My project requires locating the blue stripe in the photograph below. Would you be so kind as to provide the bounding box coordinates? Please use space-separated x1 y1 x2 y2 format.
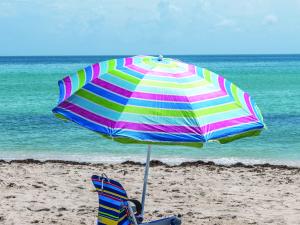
116 58 144 79
93 180 126 195
83 82 233 110
207 122 264 141
85 66 92 82
98 198 121 210
99 206 120 218
224 78 232 96
114 129 205 142
70 72 79 94
102 73 137 91
93 176 124 190
52 107 112 135
100 61 108 75
99 195 122 206
250 97 262 122
119 219 130 225
84 83 129 105
58 80 65 103
52 107 205 142
196 66 204 79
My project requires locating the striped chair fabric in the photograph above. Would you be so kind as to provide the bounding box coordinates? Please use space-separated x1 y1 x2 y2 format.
92 175 133 225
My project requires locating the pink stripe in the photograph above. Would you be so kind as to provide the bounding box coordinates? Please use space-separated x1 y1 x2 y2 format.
146 69 194 78
125 57 133 66
188 90 226 102
125 57 195 78
59 101 116 128
59 102 200 134
63 76 72 100
92 78 132 98
59 102 257 135
201 115 258 133
92 78 226 103
92 63 100 79
126 62 149 74
244 93 257 118
176 64 196 77
131 91 189 102
218 76 226 92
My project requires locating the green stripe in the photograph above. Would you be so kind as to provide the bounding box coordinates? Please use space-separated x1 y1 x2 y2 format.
142 57 178 68
231 84 242 107
77 69 86 87
124 102 239 117
218 129 262 144
203 69 211 82
77 89 239 118
98 212 119 220
101 134 204 147
108 60 140 85
54 113 68 121
77 89 124 112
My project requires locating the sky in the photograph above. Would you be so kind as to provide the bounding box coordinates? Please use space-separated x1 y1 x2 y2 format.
0 0 299 56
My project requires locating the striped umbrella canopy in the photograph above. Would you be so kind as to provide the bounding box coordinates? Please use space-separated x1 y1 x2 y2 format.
52 55 265 218
52 55 264 146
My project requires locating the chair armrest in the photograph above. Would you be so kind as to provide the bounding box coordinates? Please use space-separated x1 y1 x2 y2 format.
128 199 142 216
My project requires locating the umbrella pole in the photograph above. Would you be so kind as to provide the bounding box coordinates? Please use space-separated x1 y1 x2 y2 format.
141 144 151 217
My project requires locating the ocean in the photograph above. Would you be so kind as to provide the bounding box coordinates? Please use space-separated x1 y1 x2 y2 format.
0 55 299 166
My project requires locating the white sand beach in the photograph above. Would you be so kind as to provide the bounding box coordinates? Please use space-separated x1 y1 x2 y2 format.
0 160 300 225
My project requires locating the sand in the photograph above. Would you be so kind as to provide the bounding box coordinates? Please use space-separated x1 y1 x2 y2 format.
0 159 300 225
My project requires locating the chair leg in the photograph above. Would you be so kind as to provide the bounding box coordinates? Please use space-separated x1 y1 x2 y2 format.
140 216 181 225
128 204 139 225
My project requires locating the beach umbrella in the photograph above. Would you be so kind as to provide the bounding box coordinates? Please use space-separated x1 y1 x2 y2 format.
52 55 264 216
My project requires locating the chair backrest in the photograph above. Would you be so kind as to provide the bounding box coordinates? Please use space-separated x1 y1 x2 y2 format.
92 175 133 225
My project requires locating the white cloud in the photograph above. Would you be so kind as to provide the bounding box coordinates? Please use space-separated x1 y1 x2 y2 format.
1 0 299 55
263 14 278 25
214 18 242 32
215 19 236 28
0 1 16 17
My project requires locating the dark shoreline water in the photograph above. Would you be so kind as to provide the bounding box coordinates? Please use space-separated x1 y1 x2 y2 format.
1 158 300 171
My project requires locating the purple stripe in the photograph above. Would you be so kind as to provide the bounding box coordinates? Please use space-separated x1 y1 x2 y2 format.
59 101 116 128
188 90 226 102
92 77 226 103
218 76 226 92
92 78 132 97
244 93 257 119
59 102 258 135
125 57 196 78
92 63 100 79
63 76 72 100
201 115 258 133
125 57 148 74
59 102 200 134
131 91 189 102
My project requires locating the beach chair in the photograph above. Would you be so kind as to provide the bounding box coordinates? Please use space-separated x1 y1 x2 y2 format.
92 175 181 225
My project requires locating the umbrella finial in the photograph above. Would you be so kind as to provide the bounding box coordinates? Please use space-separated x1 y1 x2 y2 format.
158 54 163 61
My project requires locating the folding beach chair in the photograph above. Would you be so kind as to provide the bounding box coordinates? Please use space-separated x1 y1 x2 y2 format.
92 175 181 225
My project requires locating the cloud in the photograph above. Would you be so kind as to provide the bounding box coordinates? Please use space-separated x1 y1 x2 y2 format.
0 1 16 17
215 19 236 28
1 0 299 55
214 18 242 32
263 14 278 25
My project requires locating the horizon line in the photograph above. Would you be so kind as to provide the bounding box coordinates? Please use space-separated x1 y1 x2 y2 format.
0 53 300 57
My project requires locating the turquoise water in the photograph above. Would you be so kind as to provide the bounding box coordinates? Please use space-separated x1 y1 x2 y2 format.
0 55 299 165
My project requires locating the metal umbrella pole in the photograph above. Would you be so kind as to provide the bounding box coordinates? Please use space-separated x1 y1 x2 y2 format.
141 144 152 217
